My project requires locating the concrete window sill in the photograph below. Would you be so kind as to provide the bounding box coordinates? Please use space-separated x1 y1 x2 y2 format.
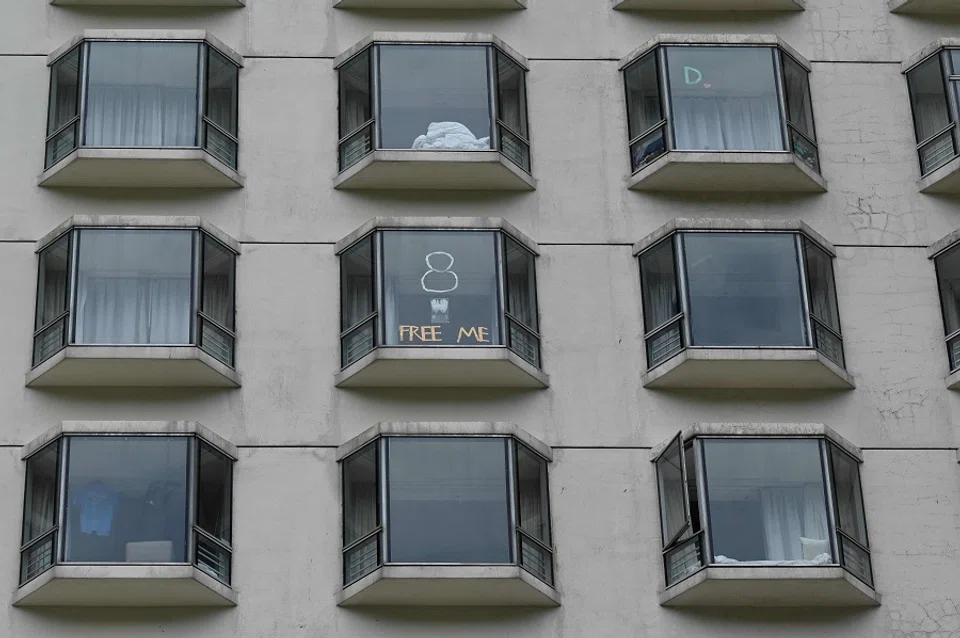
336 0 522 6
26 346 241 388
338 565 560 607
890 0 957 12
660 566 880 607
335 347 549 388
642 348 854 390
917 156 960 193
334 151 536 191
614 0 801 8
38 149 244 188
945 368 960 390
628 152 826 193
13 565 236 607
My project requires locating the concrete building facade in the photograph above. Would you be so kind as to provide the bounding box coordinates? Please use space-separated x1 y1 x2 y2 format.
1 0 960 635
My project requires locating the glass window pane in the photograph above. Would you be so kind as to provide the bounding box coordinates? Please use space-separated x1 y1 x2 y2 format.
625 52 662 140
85 42 200 147
782 54 815 140
504 236 538 332
36 234 70 330
379 45 492 150
64 437 189 563
683 233 807 347
656 434 687 547
48 47 81 135
382 231 502 347
829 444 868 547
75 230 194 346
206 49 238 136
666 47 784 151
340 49 372 138
803 239 840 332
343 442 378 546
702 439 831 563
386 437 510 564
496 52 527 138
341 236 375 332
516 444 550 546
23 441 60 545
908 55 952 145
202 235 235 331
197 442 232 543
936 243 960 336
639 238 679 332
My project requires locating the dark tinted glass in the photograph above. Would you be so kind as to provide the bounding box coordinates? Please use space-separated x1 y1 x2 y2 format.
85 42 200 147
341 236 375 332
829 444 868 547
504 236 537 331
206 49 238 136
379 45 491 150
75 230 194 345
36 234 70 330
343 442 378 546
936 243 960 336
639 238 679 332
683 233 806 347
666 46 783 151
625 52 662 140
386 437 510 564
496 51 527 138
340 49 372 138
516 444 550 545
64 437 189 563
382 231 501 347
908 55 951 143
202 235 234 331
656 434 687 546
782 54 815 140
702 439 830 563
48 46 81 134
23 441 60 545
197 442 232 543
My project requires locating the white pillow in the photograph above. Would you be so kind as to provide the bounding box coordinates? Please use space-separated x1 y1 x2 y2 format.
800 537 830 561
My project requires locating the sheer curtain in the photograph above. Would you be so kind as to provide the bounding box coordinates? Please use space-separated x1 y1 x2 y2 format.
84 42 199 148
672 95 782 151
760 484 829 560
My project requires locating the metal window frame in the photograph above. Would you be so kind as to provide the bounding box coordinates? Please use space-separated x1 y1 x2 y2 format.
933 243 960 373
825 442 873 585
905 49 960 176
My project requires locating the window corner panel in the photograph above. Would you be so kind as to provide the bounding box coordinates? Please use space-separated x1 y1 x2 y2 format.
343 442 379 547
656 433 688 547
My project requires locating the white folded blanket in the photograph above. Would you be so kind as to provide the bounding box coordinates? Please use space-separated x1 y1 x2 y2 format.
713 553 832 566
412 121 490 150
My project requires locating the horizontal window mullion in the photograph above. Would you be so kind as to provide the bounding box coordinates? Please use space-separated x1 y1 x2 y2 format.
836 529 870 554
644 313 684 340
516 528 554 555
662 529 703 556
340 313 378 339
504 312 540 339
342 527 382 554
496 120 530 146
202 117 238 143
338 119 376 146
20 527 58 554
786 121 818 148
628 120 668 147
45 116 80 143
917 123 957 150
33 311 70 338
945 327 960 343
810 315 842 340
194 526 232 553
198 312 236 338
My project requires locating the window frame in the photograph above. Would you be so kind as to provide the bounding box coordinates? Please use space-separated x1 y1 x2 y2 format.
32 226 239 368
905 47 960 178
19 433 236 587
932 240 960 373
338 227 542 370
637 229 844 370
336 41 532 174
339 434 555 588
44 37 241 171
657 433 873 590
622 43 819 175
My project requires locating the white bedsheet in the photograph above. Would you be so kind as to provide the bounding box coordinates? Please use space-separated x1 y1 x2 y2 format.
412 121 491 151
713 553 832 566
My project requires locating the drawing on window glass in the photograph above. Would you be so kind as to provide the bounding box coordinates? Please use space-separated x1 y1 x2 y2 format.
422 251 459 325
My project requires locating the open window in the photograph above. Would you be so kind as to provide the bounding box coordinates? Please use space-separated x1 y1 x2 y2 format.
337 424 558 606
40 32 242 187
337 219 546 388
620 36 824 192
904 42 960 192
635 221 851 389
334 35 534 190
28 218 239 388
15 423 236 607
654 427 879 607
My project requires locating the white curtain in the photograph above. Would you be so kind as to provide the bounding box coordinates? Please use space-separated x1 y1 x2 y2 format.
85 86 197 147
76 277 191 345
760 484 829 560
672 95 782 151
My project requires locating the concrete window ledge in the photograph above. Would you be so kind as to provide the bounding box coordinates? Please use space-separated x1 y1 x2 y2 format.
335 0 522 7
338 565 560 607
614 0 802 9
642 348 855 390
51 0 243 5
38 149 244 188
335 347 549 388
917 155 960 193
890 0 958 12
628 152 826 193
945 368 960 390
333 150 536 191
660 566 881 607
13 565 237 607
26 346 241 388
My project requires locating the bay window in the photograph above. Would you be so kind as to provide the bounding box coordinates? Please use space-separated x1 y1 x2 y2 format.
932 236 960 376
905 45 960 184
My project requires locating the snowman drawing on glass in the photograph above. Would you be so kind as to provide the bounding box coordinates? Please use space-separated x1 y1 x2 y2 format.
422 251 458 324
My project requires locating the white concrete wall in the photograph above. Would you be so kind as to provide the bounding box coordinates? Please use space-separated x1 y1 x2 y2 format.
0 0 959 634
